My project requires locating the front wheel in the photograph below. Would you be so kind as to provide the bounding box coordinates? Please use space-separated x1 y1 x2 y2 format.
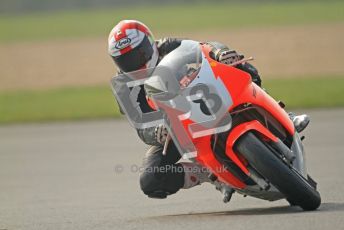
235 132 321 211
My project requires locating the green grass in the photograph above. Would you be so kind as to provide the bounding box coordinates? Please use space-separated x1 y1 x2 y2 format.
0 77 343 124
0 86 121 124
0 1 344 43
265 77 344 109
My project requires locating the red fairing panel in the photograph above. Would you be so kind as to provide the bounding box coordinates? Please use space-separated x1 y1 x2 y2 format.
191 44 295 188
200 44 295 136
225 120 279 175
194 135 247 189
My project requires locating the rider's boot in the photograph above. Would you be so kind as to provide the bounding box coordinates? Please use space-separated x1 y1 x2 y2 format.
181 162 235 203
181 162 211 189
289 113 310 133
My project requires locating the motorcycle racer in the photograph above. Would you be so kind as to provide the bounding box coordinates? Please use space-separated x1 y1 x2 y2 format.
108 20 310 199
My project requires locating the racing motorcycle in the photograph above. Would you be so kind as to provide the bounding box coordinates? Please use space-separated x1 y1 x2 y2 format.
112 40 321 211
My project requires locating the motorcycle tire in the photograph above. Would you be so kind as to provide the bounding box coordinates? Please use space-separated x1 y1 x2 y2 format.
234 132 321 211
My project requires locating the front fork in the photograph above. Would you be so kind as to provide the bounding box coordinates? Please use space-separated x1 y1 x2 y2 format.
224 120 305 190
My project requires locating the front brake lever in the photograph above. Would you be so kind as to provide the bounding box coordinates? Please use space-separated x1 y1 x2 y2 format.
229 56 254 66
162 133 171 155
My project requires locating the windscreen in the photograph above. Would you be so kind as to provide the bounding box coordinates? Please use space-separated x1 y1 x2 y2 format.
145 40 202 96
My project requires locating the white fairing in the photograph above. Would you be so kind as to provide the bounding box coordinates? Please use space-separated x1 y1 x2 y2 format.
144 40 234 159
188 54 233 123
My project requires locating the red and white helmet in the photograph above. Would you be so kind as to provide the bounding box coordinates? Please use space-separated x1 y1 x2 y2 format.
108 20 159 72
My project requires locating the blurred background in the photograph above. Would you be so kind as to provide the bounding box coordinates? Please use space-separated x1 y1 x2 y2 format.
0 0 343 124
1 2 344 230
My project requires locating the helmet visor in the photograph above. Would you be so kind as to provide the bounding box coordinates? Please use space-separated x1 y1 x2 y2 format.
112 36 154 72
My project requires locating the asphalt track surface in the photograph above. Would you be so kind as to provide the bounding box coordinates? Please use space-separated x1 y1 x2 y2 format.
1 109 344 230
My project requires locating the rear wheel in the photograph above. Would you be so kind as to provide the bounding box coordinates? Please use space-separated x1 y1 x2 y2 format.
235 132 321 211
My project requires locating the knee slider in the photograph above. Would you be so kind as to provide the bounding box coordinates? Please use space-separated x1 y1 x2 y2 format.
139 170 169 199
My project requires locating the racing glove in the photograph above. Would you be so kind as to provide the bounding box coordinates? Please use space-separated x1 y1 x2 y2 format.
154 124 168 145
217 49 244 65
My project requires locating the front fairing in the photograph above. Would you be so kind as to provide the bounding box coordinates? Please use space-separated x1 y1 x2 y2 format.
146 41 234 159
